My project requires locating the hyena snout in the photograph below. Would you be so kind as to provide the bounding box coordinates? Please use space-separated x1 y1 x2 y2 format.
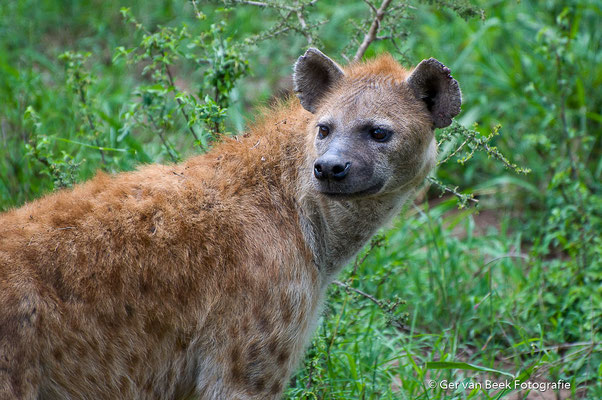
312 149 379 197
313 154 351 181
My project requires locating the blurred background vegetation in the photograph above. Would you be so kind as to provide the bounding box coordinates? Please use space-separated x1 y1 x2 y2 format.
0 0 600 398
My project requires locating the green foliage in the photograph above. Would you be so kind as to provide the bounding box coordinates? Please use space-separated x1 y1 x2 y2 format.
24 106 80 188
59 50 110 166
0 0 599 398
422 0 484 20
116 7 248 150
289 200 601 398
526 7 602 356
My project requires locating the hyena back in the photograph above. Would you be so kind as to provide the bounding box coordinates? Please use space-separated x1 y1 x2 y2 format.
0 48 460 399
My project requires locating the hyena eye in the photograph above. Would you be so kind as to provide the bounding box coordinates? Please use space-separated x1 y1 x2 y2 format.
317 125 330 139
369 127 391 142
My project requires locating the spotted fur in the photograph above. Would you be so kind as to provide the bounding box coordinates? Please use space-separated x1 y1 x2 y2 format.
0 49 460 399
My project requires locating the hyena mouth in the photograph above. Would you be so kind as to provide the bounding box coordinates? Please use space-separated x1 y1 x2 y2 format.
319 181 384 199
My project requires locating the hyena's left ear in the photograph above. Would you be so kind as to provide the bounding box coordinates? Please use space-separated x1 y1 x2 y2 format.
294 48 345 113
406 58 462 128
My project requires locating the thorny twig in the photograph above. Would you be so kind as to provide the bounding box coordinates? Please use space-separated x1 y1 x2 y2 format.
427 176 479 208
441 121 530 174
333 280 410 332
333 280 381 306
438 137 470 165
428 120 530 208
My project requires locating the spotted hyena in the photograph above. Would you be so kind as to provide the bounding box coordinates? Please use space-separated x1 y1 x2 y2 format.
0 48 460 399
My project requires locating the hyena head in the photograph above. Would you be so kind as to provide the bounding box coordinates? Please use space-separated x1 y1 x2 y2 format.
294 48 461 199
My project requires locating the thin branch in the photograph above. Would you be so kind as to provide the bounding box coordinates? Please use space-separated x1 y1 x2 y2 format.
74 72 106 165
438 137 469 165
362 0 378 14
148 114 178 162
353 0 394 63
333 280 410 332
190 0 204 19
500 341 599 361
333 280 381 306
227 0 319 46
162 57 202 146
228 0 296 10
352 235 383 275
427 176 479 206
296 9 313 45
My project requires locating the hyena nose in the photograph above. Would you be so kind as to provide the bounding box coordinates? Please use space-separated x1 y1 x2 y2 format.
314 157 351 181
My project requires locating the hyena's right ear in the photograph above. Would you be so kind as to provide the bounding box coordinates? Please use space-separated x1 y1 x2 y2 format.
406 58 462 128
294 48 345 113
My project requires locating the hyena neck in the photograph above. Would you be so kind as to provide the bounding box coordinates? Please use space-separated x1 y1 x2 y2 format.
297 185 413 282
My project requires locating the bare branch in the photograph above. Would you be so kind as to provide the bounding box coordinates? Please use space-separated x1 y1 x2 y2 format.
353 0 394 63
362 0 378 14
73 71 106 165
226 0 319 46
190 0 204 19
296 9 313 45
333 280 381 307
147 113 179 162
162 57 202 146
228 0 296 10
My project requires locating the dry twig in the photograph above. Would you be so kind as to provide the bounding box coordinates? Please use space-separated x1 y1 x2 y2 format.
352 0 394 62
225 0 320 46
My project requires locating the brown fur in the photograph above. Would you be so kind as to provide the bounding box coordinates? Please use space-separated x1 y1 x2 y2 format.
0 50 460 399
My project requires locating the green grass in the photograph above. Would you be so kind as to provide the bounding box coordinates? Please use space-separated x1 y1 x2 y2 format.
0 0 600 398
288 199 600 399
